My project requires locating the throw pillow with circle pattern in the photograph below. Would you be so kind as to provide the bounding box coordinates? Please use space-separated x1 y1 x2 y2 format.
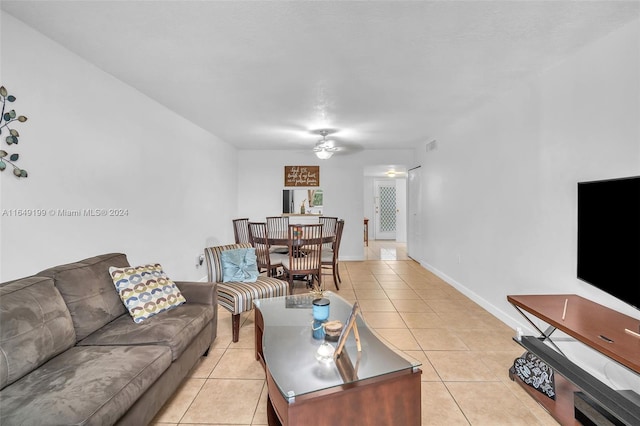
109 263 186 323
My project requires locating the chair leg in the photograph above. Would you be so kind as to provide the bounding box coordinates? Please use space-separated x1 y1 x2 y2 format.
288 273 294 295
232 313 240 343
336 261 342 283
333 263 340 290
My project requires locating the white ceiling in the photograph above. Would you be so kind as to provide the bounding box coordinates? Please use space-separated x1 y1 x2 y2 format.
2 1 638 156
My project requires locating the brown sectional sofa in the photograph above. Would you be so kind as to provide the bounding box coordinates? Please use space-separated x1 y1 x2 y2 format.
0 253 217 425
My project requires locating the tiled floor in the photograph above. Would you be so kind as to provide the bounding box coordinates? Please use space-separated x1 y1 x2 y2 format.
152 241 559 425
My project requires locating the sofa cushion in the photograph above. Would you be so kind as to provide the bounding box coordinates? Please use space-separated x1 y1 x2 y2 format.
0 276 76 390
37 253 130 341
109 263 186 323
0 345 171 426
78 303 214 361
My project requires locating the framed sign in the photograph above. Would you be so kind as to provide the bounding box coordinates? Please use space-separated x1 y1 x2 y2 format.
284 166 320 187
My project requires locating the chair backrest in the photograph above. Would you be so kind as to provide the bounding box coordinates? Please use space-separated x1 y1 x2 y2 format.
287 223 323 273
319 216 338 249
266 216 289 239
232 218 251 244
332 220 345 259
319 216 338 235
247 222 272 272
204 243 252 283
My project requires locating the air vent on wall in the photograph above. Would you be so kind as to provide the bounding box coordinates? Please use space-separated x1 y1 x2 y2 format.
425 139 438 152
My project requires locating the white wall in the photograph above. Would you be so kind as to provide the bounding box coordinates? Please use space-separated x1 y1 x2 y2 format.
0 13 238 281
415 19 640 389
237 149 414 261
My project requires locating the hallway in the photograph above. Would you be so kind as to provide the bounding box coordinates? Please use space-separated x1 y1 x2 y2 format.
365 239 409 261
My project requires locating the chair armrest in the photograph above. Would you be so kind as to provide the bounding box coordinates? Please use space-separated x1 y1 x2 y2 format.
175 280 217 306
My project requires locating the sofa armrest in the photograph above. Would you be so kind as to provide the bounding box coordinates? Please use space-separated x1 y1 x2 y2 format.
175 281 217 306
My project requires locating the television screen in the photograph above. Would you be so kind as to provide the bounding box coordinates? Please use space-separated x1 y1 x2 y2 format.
577 176 640 309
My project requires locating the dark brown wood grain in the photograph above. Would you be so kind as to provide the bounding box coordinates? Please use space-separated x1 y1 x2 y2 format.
508 294 640 425
508 294 640 372
266 367 421 426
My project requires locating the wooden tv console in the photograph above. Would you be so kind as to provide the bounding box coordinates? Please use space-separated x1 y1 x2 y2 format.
507 294 640 425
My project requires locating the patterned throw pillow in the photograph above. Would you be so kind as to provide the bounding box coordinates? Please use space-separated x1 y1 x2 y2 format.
511 352 556 400
220 248 259 283
109 263 186 323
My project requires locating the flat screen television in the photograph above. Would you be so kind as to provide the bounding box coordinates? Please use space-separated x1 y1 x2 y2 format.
577 176 640 310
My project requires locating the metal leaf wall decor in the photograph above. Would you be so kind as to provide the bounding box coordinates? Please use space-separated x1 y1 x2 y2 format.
0 86 28 178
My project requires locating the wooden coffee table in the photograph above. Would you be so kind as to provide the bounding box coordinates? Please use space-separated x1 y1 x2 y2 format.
254 292 422 426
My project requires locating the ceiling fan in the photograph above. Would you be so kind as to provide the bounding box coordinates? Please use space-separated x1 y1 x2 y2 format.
311 129 340 159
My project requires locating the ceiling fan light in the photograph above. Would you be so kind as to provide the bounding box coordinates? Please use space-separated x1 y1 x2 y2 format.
311 128 339 159
315 149 334 160
315 149 333 160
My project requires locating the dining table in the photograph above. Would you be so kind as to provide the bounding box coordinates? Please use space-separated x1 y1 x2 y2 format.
265 230 335 248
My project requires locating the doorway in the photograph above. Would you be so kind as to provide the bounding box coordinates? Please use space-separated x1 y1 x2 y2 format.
363 165 407 246
374 180 397 240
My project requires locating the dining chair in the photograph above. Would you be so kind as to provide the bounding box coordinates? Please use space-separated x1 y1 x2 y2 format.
204 243 288 342
232 218 251 245
248 222 287 277
321 219 344 289
281 223 324 294
266 216 289 253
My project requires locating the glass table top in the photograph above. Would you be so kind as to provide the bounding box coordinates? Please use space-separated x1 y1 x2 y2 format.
254 292 421 400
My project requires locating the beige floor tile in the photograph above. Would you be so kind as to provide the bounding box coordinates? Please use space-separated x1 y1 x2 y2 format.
403 280 436 290
404 350 441 381
426 298 482 314
189 348 225 378
181 378 264 424
401 312 443 328
426 351 496 381
357 298 397 312
232 324 257 349
350 280 383 290
389 266 422 275
348 272 377 279
421 381 470 425
211 348 265 379
354 289 389 299
375 273 406 281
361 311 407 328
412 328 469 351
384 289 420 299
504 380 560 425
375 328 422 350
379 281 413 291
332 288 355 300
436 311 486 330
363 264 394 270
453 328 521 352
446 381 548 425
392 298 431 312
479 350 525 382
252 381 269 425
415 288 454 300
152 378 206 423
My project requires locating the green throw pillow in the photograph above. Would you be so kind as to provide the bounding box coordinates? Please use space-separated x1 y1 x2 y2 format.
221 248 259 283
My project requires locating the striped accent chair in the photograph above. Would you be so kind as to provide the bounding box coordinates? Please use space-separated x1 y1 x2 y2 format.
204 244 288 342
